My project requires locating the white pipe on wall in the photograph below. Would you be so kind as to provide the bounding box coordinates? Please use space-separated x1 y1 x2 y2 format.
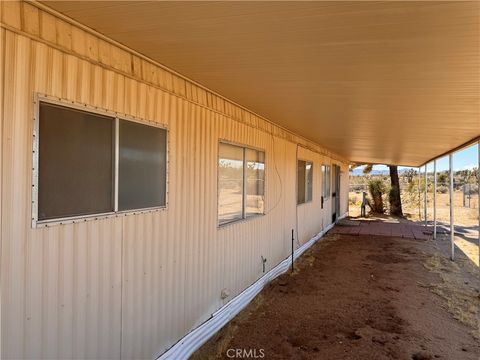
418 167 421 221
433 160 437 240
424 165 428 227
449 154 454 261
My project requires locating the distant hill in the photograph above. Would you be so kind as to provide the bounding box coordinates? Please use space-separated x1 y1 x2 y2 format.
349 168 389 176
349 167 413 177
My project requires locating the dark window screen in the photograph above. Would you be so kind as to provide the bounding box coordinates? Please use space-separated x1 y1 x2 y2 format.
118 120 166 210
38 103 114 220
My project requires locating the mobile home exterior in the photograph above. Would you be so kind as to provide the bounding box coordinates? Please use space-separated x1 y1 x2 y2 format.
0 2 349 359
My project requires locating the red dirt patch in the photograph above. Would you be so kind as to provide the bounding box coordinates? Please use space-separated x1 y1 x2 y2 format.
192 232 479 360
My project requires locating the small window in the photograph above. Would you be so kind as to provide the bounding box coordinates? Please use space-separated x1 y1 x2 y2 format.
297 160 313 204
322 165 331 199
218 142 265 225
35 100 167 224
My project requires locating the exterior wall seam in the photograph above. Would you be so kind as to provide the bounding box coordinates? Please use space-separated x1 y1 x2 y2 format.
0 25 6 360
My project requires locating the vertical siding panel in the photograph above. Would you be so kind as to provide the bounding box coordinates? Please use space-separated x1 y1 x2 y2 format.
197 107 207 317
50 49 63 97
0 26 4 360
177 98 188 334
2 31 29 359
64 54 78 100
90 64 103 108
44 230 61 359
103 69 115 111
25 40 44 359
114 73 125 115
137 82 147 119
57 225 74 359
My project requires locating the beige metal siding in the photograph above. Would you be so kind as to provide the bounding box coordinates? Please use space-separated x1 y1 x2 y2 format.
296 146 322 245
1 2 350 359
340 163 350 217
0 24 4 360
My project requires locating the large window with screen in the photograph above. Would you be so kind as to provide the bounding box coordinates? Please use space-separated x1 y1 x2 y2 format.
118 120 167 210
297 160 313 204
218 142 265 226
34 100 167 225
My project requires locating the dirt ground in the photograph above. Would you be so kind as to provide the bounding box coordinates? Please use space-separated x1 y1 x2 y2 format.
192 226 479 360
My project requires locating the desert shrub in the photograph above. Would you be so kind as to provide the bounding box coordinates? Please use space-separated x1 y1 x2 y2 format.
368 179 386 213
464 184 478 195
437 185 448 194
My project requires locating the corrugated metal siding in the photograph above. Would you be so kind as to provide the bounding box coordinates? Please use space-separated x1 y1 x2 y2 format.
1 2 350 359
296 146 321 245
0 25 4 360
340 163 350 216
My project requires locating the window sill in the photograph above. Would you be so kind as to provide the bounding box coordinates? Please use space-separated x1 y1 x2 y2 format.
296 200 313 206
217 213 265 229
33 205 167 228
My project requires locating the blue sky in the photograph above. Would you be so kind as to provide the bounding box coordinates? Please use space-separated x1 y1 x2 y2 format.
368 143 478 172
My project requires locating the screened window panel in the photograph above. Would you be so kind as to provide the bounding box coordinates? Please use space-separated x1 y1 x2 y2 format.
218 143 244 225
305 162 313 202
321 165 325 197
245 148 265 217
297 160 306 204
322 165 331 198
327 166 331 197
118 120 167 211
38 102 114 220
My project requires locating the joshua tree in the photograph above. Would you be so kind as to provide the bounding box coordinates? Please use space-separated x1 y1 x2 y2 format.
368 179 385 213
388 165 403 216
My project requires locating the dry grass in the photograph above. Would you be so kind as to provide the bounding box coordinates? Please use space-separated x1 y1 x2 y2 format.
349 191 479 227
423 252 479 338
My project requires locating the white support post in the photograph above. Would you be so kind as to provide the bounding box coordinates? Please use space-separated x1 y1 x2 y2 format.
449 154 454 261
433 160 437 239
418 167 421 221
424 164 428 227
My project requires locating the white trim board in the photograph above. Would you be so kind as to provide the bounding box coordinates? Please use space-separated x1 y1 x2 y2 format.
157 213 347 360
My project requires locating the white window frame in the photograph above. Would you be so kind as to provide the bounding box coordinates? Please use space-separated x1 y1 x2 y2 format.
31 94 169 228
322 164 331 200
217 140 266 227
297 159 313 205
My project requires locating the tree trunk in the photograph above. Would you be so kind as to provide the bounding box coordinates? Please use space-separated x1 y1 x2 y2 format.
389 165 403 216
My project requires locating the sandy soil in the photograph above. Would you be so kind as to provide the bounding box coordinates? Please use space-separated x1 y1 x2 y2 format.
192 229 479 360
349 191 479 227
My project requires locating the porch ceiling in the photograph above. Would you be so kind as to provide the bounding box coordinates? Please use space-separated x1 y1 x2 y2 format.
41 1 479 166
